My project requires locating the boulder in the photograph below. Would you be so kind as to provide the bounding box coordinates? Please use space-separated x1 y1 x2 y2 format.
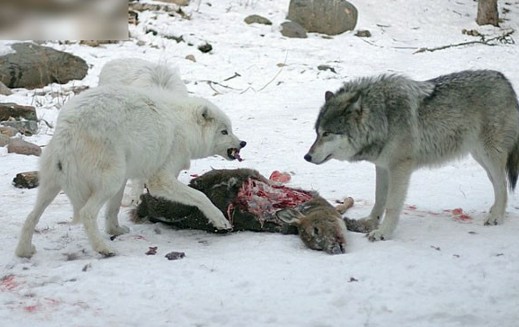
0 125 18 137
0 134 9 147
244 15 272 26
287 0 358 35
280 21 308 38
13 171 39 189
0 103 37 121
0 120 39 136
0 43 88 89
0 81 12 95
7 138 41 156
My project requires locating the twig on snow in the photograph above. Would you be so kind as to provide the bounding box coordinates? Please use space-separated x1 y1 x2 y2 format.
414 29 515 54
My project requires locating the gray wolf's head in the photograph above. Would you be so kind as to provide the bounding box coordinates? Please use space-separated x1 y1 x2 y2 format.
305 87 387 164
191 97 246 161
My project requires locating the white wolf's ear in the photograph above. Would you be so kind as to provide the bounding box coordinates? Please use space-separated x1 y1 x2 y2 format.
325 91 334 102
197 106 214 125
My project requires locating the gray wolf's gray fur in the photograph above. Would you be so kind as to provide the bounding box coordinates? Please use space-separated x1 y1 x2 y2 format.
305 70 519 241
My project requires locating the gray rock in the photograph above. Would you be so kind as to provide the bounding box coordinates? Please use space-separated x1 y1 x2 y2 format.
13 171 39 189
7 138 42 156
0 134 9 146
0 125 18 137
244 15 273 26
317 65 337 73
0 81 12 95
280 21 308 38
0 43 88 89
355 30 372 37
0 103 37 121
159 0 190 6
287 0 358 36
0 120 39 136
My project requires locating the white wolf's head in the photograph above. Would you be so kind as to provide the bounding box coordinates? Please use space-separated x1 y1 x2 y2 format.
189 97 246 161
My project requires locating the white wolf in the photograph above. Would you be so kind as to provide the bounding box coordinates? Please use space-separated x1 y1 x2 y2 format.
98 58 189 205
98 57 188 95
305 70 519 241
15 85 246 258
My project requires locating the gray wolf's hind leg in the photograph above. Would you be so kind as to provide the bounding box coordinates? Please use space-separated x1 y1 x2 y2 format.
472 150 508 225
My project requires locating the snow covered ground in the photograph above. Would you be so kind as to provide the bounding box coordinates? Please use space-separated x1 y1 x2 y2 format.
1 0 519 326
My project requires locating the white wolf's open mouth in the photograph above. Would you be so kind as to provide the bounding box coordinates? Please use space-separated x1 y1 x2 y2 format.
227 148 243 161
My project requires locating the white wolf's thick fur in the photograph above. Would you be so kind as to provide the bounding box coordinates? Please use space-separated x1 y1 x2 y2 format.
98 58 189 206
98 58 189 95
16 85 244 258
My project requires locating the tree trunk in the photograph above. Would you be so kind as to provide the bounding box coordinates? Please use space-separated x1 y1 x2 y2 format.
476 0 499 26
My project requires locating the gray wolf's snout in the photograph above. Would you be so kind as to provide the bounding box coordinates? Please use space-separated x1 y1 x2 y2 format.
304 154 312 162
240 141 247 148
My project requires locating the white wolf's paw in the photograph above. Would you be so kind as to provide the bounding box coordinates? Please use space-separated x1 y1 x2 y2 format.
122 194 141 207
367 229 389 242
210 213 233 231
95 244 117 258
484 215 504 226
15 243 36 258
107 224 130 236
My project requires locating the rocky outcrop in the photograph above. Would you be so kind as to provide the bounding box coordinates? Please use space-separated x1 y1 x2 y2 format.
287 0 358 36
0 43 88 89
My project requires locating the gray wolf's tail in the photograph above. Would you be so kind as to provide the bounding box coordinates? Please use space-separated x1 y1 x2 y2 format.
507 98 519 191
507 136 519 191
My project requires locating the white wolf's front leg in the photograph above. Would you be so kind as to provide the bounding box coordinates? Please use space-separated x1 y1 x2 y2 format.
122 179 145 207
368 164 412 241
148 174 232 230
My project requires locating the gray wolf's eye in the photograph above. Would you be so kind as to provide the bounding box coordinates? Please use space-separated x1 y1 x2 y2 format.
322 132 330 137
221 130 228 135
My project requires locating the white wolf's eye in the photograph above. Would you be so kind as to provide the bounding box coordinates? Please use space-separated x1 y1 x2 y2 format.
221 130 228 135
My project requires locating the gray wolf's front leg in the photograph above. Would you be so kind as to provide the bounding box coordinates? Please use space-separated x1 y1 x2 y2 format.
355 166 388 233
368 164 412 241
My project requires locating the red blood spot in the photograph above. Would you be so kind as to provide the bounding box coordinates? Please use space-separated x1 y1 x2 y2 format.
24 305 38 313
269 171 291 183
0 275 18 291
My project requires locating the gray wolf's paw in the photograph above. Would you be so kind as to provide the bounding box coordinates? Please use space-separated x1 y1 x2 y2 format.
15 243 36 258
484 215 504 226
367 229 387 242
107 225 130 236
344 217 379 233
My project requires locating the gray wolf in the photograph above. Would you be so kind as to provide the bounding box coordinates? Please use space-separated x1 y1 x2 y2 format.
15 85 246 258
131 168 349 254
304 70 519 241
98 58 189 206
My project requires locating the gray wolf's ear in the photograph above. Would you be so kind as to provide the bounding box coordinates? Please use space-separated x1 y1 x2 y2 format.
325 91 334 102
198 106 214 124
350 93 363 117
